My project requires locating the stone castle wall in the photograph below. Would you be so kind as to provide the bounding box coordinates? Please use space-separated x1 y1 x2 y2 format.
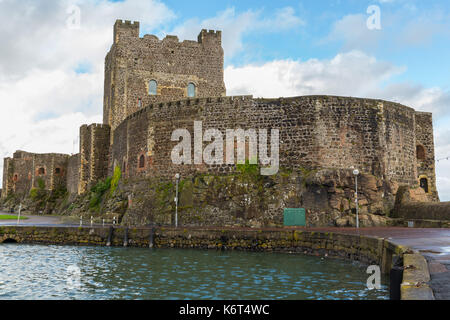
66 153 80 195
1 151 69 200
78 124 111 194
103 20 226 134
110 95 426 187
415 112 439 200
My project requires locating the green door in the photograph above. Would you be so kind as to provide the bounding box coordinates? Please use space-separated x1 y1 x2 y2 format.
283 208 306 226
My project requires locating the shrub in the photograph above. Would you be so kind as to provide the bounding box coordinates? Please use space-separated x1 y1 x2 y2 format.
89 177 112 210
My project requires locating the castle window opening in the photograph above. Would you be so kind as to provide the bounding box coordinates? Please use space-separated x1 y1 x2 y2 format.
138 98 142 108
416 145 426 161
139 155 145 168
38 167 45 175
149 80 157 95
188 83 196 97
55 168 61 175
13 174 18 182
420 177 429 193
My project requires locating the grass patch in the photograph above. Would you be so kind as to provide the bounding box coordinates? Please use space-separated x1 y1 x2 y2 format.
0 215 29 220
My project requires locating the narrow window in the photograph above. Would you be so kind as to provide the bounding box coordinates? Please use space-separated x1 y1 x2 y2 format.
138 98 142 108
139 155 145 168
187 83 196 97
420 178 429 193
416 145 426 161
13 174 18 182
149 80 157 95
38 167 45 175
55 168 61 175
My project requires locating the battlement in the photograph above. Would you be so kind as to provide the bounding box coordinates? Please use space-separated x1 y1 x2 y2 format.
198 29 222 45
82 123 111 130
162 35 179 43
115 19 140 28
12 150 69 159
13 150 32 159
114 19 140 43
122 95 253 123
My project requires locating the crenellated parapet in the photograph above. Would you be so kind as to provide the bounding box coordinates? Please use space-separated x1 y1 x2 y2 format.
123 95 253 122
197 29 222 45
113 19 140 43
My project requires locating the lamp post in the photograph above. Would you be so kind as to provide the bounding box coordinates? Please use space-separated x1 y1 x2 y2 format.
175 173 180 228
16 203 22 225
353 169 360 229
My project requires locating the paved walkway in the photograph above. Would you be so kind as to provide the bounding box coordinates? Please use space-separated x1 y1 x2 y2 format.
1 213 448 299
0 212 65 226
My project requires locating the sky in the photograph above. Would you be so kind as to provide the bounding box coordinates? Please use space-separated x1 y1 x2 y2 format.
0 0 449 200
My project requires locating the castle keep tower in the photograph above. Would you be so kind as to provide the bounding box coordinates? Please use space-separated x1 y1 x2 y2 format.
103 20 226 134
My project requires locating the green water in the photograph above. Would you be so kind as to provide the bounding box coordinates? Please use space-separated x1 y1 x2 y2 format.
0 244 389 300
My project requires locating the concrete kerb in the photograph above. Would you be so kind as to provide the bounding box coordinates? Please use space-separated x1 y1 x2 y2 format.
400 253 435 300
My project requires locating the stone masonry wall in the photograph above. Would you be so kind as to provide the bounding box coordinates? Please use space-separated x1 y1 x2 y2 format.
1 158 11 199
382 103 417 186
103 20 226 134
110 95 421 186
67 153 80 195
104 95 434 225
1 151 69 200
415 112 439 201
79 124 111 194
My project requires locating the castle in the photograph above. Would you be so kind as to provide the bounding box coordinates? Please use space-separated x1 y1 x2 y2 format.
1 20 439 226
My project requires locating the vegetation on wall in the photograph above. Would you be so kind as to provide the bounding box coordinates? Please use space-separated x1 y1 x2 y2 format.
110 166 121 196
87 165 122 213
26 178 68 214
89 177 112 211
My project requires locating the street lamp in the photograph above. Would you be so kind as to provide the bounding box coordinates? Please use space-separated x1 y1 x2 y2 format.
353 169 360 229
174 173 180 228
16 203 22 225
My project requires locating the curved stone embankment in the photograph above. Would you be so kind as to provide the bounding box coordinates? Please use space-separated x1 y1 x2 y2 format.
0 226 432 300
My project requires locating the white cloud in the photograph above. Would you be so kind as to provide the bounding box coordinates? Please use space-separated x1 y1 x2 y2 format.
168 6 304 59
0 0 175 79
225 51 404 98
225 51 449 118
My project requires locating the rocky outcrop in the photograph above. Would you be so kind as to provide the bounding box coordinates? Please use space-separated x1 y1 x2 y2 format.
66 166 398 228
